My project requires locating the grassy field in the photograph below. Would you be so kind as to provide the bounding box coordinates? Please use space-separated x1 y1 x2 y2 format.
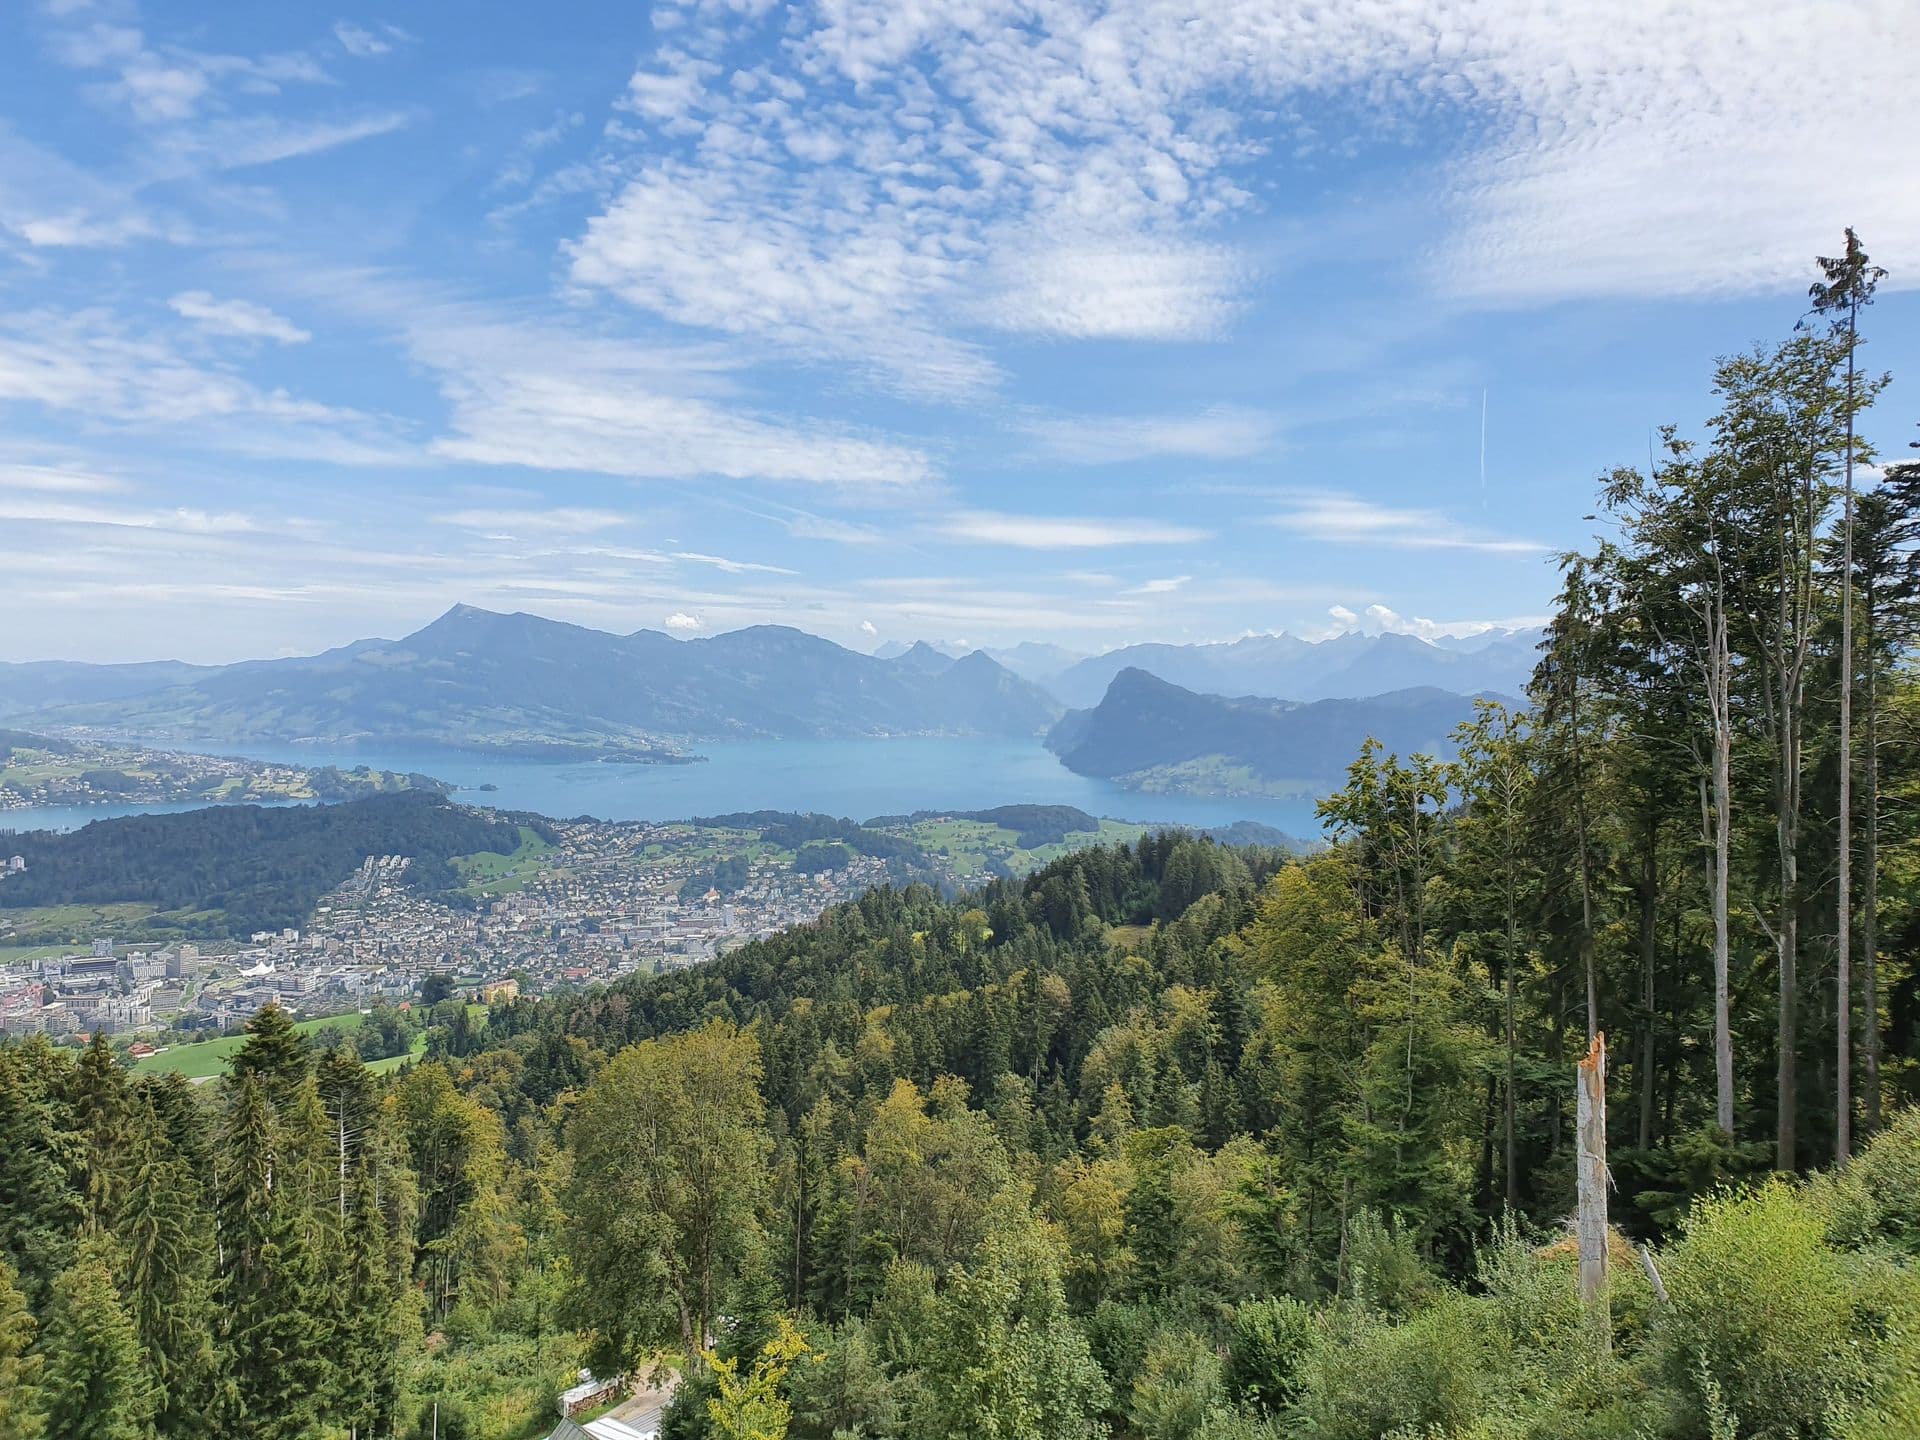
902 816 1147 877
0 943 86 965
452 826 556 897
132 1011 368 1078
0 901 160 944
365 1034 429 1074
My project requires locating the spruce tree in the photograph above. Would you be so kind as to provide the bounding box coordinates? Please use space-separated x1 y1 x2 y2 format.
39 1234 156 1440
0 1257 43 1440
230 1004 311 1116
214 1076 325 1440
117 1096 216 1440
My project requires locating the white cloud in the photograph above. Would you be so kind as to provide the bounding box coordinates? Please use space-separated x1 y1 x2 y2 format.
859 619 878 636
673 551 797 576
0 461 126 494
436 507 628 535
664 611 702 632
558 0 1920 405
1025 406 1279 465
334 21 412 59
169 291 311 344
1266 493 1545 555
785 513 887 546
941 511 1212 550
1127 576 1191 595
0 306 413 466
0 493 254 532
398 302 934 491
150 111 414 174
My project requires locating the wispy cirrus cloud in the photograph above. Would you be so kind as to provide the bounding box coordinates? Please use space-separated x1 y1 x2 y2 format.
1266 493 1545 555
940 512 1213 550
435 507 629 535
169 291 310 344
1025 406 1280 465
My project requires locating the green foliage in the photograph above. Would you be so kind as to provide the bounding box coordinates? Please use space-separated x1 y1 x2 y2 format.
0 792 536 937
1227 1296 1316 1412
0 1258 43 1440
1659 1181 1869 1436
39 1234 155 1440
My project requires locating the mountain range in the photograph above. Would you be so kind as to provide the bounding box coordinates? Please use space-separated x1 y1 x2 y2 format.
5 607 1539 790
1043 627 1542 707
1046 667 1496 798
16 605 1062 756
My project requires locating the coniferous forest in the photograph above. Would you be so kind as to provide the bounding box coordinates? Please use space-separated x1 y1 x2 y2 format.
8 235 1920 1440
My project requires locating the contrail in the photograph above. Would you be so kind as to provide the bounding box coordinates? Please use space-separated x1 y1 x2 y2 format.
1479 388 1488 508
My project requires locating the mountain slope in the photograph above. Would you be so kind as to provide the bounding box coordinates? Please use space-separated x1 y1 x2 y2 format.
0 659 217 720
32 606 1062 753
1047 667 1490 798
1049 628 1540 706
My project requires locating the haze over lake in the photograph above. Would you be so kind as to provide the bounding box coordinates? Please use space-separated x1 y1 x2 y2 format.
0 737 1328 839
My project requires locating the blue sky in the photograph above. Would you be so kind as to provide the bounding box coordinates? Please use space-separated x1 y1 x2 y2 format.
3 0 1917 664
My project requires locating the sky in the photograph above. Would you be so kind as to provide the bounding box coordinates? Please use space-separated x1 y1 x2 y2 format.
4 0 1919 665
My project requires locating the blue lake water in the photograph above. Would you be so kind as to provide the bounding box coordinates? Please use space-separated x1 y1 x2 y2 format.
0 737 1329 840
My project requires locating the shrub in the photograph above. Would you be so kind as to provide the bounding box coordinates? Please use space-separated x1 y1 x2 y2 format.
1227 1296 1317 1412
1130 1327 1228 1440
1657 1180 1866 1437
1294 1291 1492 1440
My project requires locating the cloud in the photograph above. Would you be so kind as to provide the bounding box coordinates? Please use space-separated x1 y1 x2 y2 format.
0 493 255 532
169 291 310 344
664 611 702 632
940 512 1212 550
859 619 877 636
1310 602 1546 643
1025 406 1280 465
0 305 413 465
672 551 798 576
149 111 415 174
436 507 628 535
557 0 1920 408
0 461 126 494
1127 576 1192 595
1265 493 1546 555
785 512 887 546
334 21 412 59
395 300 934 491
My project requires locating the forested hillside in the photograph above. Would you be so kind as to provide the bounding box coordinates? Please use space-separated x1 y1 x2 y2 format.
0 793 542 937
4 238 1920 1440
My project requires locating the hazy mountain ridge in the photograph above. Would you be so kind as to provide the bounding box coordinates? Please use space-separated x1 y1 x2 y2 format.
27 605 1063 754
1048 667 1497 799
1046 627 1542 706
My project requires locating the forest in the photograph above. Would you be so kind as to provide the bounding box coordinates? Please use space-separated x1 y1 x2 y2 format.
0 793 545 938
4 234 1920 1440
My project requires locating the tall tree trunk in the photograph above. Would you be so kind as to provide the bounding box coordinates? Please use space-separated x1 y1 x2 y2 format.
1836 308 1857 1160
1706 579 1736 1135
1638 810 1659 1150
1863 624 1882 1133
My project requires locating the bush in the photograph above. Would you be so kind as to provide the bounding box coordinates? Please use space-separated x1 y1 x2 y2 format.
1807 1109 1920 1257
1658 1180 1867 1437
1129 1328 1227 1440
1294 1291 1492 1440
1227 1297 1317 1412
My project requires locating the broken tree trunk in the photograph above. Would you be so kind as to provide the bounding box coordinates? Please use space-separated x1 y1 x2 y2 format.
1577 1032 1609 1349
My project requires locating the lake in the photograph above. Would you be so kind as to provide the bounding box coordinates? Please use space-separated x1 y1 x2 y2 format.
0 737 1329 840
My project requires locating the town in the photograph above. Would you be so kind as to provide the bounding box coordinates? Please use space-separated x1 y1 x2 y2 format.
0 814 929 1045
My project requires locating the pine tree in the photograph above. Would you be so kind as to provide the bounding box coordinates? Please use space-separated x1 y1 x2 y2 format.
214 1076 325 1440
0 1257 44 1440
117 1096 216 1440
230 1003 311 1116
69 1034 132 1230
39 1234 156 1440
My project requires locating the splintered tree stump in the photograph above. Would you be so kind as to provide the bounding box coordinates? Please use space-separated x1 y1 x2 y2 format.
1576 1031 1609 1329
